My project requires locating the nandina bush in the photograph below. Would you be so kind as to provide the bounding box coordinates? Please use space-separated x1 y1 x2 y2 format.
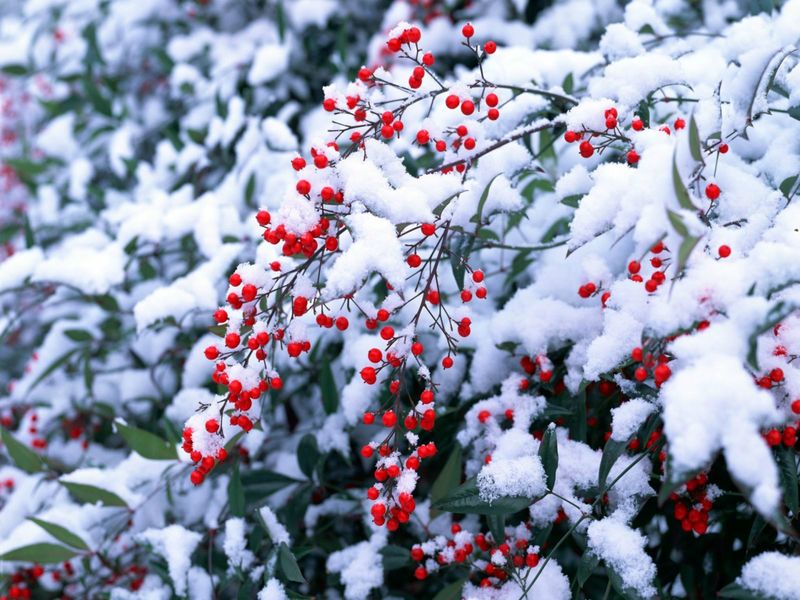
2 1 800 599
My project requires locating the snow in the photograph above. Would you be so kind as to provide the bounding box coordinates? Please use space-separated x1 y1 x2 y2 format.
610 399 655 442
258 578 289 600
327 531 387 600
738 552 800 600
587 517 657 598
259 506 291 546
137 525 202 597
248 44 290 86
462 561 570 599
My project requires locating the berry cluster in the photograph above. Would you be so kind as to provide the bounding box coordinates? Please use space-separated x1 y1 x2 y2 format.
669 473 716 535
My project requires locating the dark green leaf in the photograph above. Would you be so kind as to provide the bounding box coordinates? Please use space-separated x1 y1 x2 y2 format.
747 514 767 552
775 445 799 515
471 173 502 225
278 543 306 583
432 577 467 600
560 194 582 208
1 64 28 76
538 426 558 490
434 477 532 515
688 115 703 163
671 153 695 210
229 462 245 517
0 426 44 474
430 445 462 518
380 545 411 571
718 582 770 599
64 329 93 342
244 173 257 207
562 72 574 95
297 434 320 479
487 513 505 544
320 360 338 415
61 481 128 508
779 175 798 199
115 421 177 460
0 543 78 564
29 518 89 550
599 439 628 493
577 551 600 586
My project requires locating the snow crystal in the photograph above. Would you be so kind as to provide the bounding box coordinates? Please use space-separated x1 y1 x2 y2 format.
610 399 655 442
587 517 657 598
259 506 291 546
738 552 800 600
137 525 202 597
248 44 290 85
462 561 570 599
258 578 289 600
326 531 387 600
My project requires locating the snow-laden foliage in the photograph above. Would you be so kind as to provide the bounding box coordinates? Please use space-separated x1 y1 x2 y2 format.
2 0 800 598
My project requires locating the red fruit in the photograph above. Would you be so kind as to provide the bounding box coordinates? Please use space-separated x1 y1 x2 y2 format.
626 149 640 164
766 429 782 446
296 180 311 195
407 254 421 268
335 316 349 331
411 342 424 356
461 23 474 38
382 410 397 428
368 348 382 363
631 347 643 362
674 118 686 130
421 223 436 236
442 356 454 368
718 245 731 258
411 547 424 561
256 210 271 226
360 445 373 458
420 390 434 404
634 367 648 381
358 67 372 81
487 108 500 120
291 157 306 171
363 412 375 425
478 410 491 423
204 346 219 360
770 368 784 382
705 183 720 200
632 118 644 131
484 40 497 54
422 52 435 66
323 98 336 112
791 399 800 414
293 296 308 316
229 273 242 286
461 100 475 115
445 94 459 109
205 419 219 433
628 260 641 274
380 326 394 340
564 130 578 143
190 470 204 485
416 129 429 144
485 93 499 107
225 333 240 348
314 154 328 169
719 143 729 153
361 367 377 384
381 124 394 139
414 566 428 580
404 414 418 430
579 140 594 158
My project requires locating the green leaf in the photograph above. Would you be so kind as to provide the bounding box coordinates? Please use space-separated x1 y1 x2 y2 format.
747 514 767 552
242 470 301 498
244 173 257 207
0 543 79 564
61 481 128 508
562 72 574 95
636 100 650 127
577 551 600 586
0 426 44 474
432 577 467 600
28 518 89 550
538 426 558 490
779 175 798 199
471 173 503 226
434 477 532 515
81 74 112 118
671 152 695 210
380 545 411 571
297 434 320 479
229 462 245 518
688 114 703 163
64 329 93 342
560 194 582 208
718 582 770 599
448 232 473 291
775 445 799 515
320 360 338 415
115 421 177 460
278 542 306 583
1 64 28 76
599 439 628 493
430 444 462 517
487 513 505 544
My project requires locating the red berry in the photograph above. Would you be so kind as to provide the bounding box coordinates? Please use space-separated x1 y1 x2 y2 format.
445 94 459 109
461 23 474 38
296 180 311 195
628 260 641 274
486 93 499 107
291 157 306 171
461 100 475 115
382 410 397 428
323 98 336 112
484 40 496 54
579 140 594 158
422 52 435 66
487 108 499 120
674 118 686 130
705 183 720 200
626 149 640 164
205 419 219 433
718 244 731 258
632 118 644 131
416 129 430 145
